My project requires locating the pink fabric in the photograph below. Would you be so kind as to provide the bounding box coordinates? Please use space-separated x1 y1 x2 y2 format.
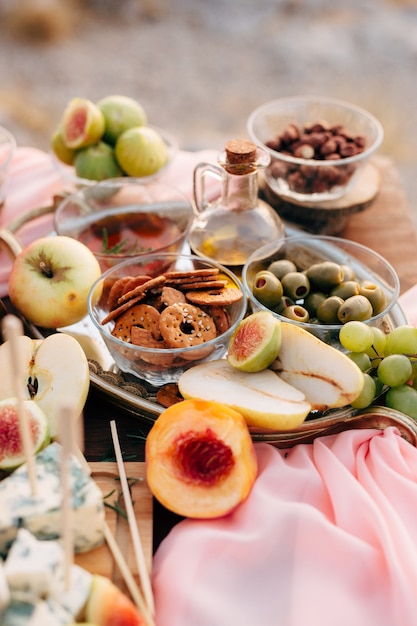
0 147 218 297
153 428 417 626
399 286 417 327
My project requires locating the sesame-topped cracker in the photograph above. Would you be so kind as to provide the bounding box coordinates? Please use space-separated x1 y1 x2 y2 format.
107 276 134 311
185 287 244 306
159 302 217 348
163 268 220 281
117 274 166 305
121 274 153 295
175 280 227 291
101 292 147 325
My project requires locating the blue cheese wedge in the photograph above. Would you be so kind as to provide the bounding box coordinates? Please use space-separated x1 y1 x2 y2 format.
0 597 72 626
4 528 92 617
0 442 105 556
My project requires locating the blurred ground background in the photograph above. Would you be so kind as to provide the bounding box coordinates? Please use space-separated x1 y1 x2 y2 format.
0 0 417 223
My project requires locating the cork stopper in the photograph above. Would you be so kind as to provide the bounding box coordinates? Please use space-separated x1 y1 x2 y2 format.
225 139 257 164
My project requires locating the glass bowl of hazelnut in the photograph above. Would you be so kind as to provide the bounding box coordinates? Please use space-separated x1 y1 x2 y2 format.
247 96 383 204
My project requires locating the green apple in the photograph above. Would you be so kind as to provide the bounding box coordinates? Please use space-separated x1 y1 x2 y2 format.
0 334 90 438
178 359 311 430
8 235 103 329
272 321 364 410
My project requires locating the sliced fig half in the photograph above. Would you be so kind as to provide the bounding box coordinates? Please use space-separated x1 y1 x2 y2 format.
0 398 50 471
227 310 281 372
61 97 105 150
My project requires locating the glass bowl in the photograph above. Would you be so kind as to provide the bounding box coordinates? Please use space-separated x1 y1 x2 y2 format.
54 178 194 272
242 234 401 348
247 96 383 203
51 125 178 189
87 253 247 386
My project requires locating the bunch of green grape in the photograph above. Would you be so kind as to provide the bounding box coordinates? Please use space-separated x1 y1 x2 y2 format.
339 321 417 419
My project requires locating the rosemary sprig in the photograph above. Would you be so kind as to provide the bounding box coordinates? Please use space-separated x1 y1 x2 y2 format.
101 227 150 255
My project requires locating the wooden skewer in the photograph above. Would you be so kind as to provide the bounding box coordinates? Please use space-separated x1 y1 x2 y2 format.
110 420 155 618
59 403 76 592
104 522 155 626
1 314 37 496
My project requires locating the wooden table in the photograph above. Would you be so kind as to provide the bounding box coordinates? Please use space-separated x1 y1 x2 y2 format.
79 155 417 549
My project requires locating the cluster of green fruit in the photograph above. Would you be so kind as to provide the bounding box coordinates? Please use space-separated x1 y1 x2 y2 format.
340 320 417 418
252 258 387 325
51 94 169 180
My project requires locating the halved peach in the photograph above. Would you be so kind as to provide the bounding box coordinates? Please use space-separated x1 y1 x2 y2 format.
145 399 258 519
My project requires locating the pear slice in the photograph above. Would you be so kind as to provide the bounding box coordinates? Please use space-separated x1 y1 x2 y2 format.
178 359 311 430
271 321 364 410
0 333 90 438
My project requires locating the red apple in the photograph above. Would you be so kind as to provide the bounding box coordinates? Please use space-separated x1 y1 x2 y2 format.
8 236 102 329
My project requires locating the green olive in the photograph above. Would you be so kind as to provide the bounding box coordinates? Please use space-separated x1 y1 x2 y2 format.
337 295 374 323
272 296 295 314
317 295 344 324
281 271 310 300
281 304 310 323
303 291 327 317
359 281 387 315
306 261 343 291
340 264 356 281
252 270 283 308
330 280 360 300
267 258 297 280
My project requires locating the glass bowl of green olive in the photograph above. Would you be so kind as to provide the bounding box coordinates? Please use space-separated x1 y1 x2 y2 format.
242 234 402 346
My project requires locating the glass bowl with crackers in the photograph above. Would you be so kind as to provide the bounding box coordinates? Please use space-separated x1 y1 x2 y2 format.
87 252 247 386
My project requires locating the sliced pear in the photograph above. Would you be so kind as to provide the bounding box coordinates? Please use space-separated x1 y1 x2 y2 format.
0 333 90 438
271 321 364 410
178 359 311 430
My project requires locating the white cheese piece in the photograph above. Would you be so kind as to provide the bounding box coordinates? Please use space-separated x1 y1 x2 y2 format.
0 597 72 625
4 527 92 617
5 528 63 602
0 558 10 612
51 563 92 619
0 442 105 556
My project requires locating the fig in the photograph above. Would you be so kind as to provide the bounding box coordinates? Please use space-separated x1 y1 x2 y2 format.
97 94 147 145
115 126 168 177
145 399 258 519
61 97 105 150
50 127 77 165
74 141 123 180
0 398 50 471
227 311 281 372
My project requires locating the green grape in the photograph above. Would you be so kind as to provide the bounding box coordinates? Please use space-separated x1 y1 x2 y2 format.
347 351 372 372
351 373 376 409
373 375 384 398
339 320 374 352
385 325 417 356
385 385 417 419
377 354 413 387
365 326 386 366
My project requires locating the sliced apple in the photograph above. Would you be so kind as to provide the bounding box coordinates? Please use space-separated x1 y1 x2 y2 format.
178 359 311 430
271 321 364 410
0 333 90 438
85 574 147 626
